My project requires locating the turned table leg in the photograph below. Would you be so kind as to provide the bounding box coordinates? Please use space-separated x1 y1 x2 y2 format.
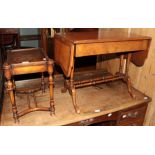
47 60 55 115
3 63 19 123
41 72 45 93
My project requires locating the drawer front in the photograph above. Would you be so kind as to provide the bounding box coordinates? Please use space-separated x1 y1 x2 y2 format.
75 40 148 57
117 105 147 125
118 118 144 126
67 112 118 126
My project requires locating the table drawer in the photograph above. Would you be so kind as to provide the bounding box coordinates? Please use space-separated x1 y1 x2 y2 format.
75 40 148 57
118 118 144 126
117 105 147 124
67 112 118 126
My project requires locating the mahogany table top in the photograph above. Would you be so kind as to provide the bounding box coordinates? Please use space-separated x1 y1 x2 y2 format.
55 31 151 44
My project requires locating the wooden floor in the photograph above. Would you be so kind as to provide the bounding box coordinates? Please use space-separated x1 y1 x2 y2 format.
1 77 150 126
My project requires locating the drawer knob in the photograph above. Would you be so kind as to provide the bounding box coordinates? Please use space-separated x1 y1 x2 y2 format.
108 113 112 117
89 118 94 122
122 114 127 118
134 111 138 116
80 118 94 125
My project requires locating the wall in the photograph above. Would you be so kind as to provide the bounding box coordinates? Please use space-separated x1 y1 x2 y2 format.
98 28 155 125
20 28 39 48
128 28 155 125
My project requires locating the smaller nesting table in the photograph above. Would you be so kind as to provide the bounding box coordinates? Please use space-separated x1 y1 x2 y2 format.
3 48 54 123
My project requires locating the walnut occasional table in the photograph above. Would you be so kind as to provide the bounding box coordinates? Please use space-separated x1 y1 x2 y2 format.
54 31 151 114
3 48 55 123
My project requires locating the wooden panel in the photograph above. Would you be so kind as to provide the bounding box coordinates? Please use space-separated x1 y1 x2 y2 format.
129 28 155 126
68 103 148 126
76 40 148 57
7 48 44 64
117 103 147 125
117 118 144 126
12 64 47 75
67 112 118 126
54 38 74 77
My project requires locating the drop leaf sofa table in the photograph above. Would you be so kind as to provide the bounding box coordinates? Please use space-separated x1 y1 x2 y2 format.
54 31 151 114
3 48 55 123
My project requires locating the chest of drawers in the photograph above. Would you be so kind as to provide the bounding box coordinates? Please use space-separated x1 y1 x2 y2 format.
67 103 149 126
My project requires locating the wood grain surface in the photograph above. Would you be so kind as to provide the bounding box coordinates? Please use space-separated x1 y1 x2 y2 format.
1 78 150 126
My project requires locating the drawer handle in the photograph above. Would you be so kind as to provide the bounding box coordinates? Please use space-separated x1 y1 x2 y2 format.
81 118 94 125
122 114 127 118
127 111 139 118
134 111 138 116
89 118 94 122
108 113 112 117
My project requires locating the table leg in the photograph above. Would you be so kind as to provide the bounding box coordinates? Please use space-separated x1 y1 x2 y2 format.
119 54 124 74
33 93 38 107
47 60 55 115
61 78 69 93
69 81 80 114
27 94 31 109
114 54 125 86
69 68 80 114
3 64 19 123
41 73 45 93
61 68 80 113
124 53 136 98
